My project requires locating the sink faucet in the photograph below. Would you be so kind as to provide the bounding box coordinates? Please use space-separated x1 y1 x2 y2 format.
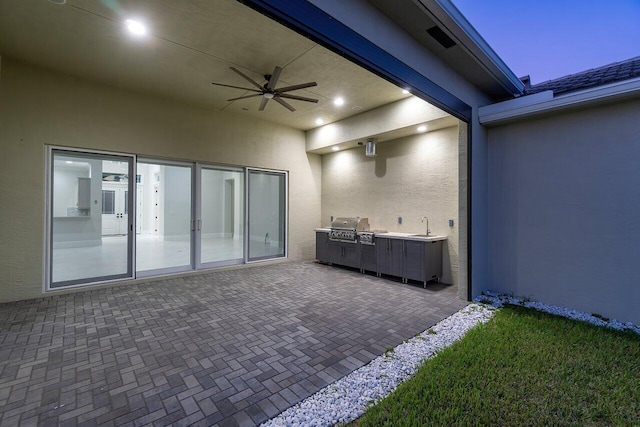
421 216 430 236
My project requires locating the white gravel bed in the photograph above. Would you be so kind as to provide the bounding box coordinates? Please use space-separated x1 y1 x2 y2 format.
477 291 640 334
261 303 496 427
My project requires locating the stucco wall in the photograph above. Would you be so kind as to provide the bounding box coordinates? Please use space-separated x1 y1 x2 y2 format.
321 126 459 286
487 99 640 325
0 58 321 303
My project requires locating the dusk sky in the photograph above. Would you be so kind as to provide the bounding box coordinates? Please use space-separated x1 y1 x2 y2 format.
451 0 640 84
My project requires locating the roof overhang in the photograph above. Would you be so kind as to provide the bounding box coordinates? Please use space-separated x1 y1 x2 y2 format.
415 0 525 97
479 76 640 126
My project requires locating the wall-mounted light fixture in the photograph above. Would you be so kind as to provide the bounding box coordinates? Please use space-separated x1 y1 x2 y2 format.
365 138 377 157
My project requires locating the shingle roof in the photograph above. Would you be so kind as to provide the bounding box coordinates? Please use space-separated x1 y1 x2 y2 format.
524 56 640 96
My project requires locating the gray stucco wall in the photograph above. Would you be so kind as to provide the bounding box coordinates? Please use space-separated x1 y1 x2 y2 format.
487 98 640 325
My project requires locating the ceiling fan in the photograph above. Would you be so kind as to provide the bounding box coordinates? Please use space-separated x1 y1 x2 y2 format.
212 66 318 112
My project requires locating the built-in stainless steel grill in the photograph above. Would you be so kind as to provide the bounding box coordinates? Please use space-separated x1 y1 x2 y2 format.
329 217 370 242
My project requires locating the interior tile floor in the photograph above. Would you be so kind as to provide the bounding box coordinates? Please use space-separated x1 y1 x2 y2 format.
52 234 279 283
0 261 467 427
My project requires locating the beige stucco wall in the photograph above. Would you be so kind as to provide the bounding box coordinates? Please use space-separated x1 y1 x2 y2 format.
321 126 459 286
0 58 321 303
487 98 640 325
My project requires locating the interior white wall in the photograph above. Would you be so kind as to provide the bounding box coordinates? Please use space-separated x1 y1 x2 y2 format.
0 58 321 303
321 126 459 286
487 98 640 325
52 158 103 247
161 166 191 239
53 165 89 217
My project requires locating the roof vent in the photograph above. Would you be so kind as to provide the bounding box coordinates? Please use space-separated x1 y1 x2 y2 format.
426 26 456 49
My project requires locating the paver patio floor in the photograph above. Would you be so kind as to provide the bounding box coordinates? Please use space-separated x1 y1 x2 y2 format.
0 260 467 426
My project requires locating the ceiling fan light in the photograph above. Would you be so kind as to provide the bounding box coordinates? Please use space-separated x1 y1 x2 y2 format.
263 92 275 99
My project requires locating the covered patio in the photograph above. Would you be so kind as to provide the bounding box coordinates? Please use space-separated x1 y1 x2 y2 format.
0 261 466 426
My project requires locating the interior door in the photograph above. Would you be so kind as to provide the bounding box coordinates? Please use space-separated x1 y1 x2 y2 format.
102 183 128 235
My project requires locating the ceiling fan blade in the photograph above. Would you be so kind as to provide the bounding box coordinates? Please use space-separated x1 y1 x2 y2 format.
211 82 262 92
227 94 262 102
266 66 282 90
258 97 269 111
273 96 296 112
278 93 319 103
230 67 264 90
276 82 317 93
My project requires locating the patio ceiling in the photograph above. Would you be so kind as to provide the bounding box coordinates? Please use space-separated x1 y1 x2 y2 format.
0 0 417 131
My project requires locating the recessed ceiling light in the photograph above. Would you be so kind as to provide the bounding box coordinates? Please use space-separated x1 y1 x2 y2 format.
417 125 427 132
65 161 73 164
48 0 67 4
333 97 345 106
332 146 340 151
125 19 147 36
315 118 324 126
402 89 410 94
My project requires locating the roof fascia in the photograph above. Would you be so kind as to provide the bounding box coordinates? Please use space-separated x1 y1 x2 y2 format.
479 76 640 126
416 0 525 96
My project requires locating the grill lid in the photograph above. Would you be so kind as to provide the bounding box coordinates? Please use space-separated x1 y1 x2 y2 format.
330 217 370 231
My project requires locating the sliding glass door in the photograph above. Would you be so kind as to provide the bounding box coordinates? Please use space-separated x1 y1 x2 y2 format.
47 148 288 289
247 169 287 261
136 160 193 276
198 166 245 267
48 150 134 288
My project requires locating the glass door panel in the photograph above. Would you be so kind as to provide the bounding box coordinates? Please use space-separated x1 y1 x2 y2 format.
247 169 287 261
136 161 193 275
199 167 245 266
49 151 133 287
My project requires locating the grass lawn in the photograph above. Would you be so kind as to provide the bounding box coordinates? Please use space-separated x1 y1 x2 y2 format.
353 305 640 426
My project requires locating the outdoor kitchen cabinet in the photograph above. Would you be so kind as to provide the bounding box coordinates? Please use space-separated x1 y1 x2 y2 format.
360 244 376 273
403 240 443 285
316 231 330 264
328 240 360 268
377 237 443 286
376 237 403 278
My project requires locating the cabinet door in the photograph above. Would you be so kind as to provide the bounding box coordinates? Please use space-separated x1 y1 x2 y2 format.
341 241 359 268
77 177 91 210
327 240 343 265
376 238 390 274
316 232 330 263
403 240 425 282
360 244 377 272
424 240 444 281
387 239 404 277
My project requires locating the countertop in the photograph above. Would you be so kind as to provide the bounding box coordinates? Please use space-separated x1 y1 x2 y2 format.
315 228 447 242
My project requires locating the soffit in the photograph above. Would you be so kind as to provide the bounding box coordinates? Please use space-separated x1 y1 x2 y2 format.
368 0 517 100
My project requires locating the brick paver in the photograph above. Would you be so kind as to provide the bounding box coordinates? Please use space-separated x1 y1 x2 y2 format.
0 261 467 426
